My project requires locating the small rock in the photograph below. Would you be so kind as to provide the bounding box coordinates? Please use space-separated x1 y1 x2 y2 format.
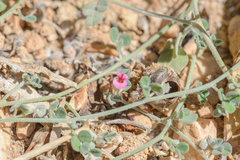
84 42 119 57
173 118 217 160
16 116 36 139
33 49 47 60
164 24 180 39
161 141 170 151
183 38 197 55
25 31 45 52
127 111 152 129
198 103 213 118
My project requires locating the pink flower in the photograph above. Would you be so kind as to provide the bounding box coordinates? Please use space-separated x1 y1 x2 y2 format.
113 72 128 89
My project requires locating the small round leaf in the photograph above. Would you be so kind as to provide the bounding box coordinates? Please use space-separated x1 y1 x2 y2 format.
56 107 67 118
213 109 222 117
222 100 236 114
97 0 109 12
117 38 123 54
201 18 209 30
71 135 81 152
199 138 208 150
82 1 96 16
35 104 46 118
176 142 189 153
49 100 59 111
23 15 37 22
0 1 7 12
180 114 198 124
221 143 232 156
140 76 151 88
119 33 132 46
150 83 163 95
110 27 119 43
80 142 90 154
78 130 92 143
90 148 102 157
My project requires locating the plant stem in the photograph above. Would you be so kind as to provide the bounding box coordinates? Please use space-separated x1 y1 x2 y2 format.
1 81 25 101
174 32 182 58
65 101 80 118
0 0 24 21
109 0 191 25
0 61 239 124
179 26 192 47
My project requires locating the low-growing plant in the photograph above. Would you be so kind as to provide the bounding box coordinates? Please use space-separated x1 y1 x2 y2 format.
0 0 239 159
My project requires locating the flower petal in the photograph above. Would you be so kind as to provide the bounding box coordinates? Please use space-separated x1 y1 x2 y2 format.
116 72 122 78
122 74 128 80
118 81 127 89
113 78 121 89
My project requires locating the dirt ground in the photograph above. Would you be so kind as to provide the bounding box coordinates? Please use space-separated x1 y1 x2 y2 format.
1 0 240 159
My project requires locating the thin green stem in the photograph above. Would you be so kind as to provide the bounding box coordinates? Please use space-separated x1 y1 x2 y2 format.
0 0 24 21
179 26 192 48
0 61 239 124
174 32 182 58
110 0 191 25
1 81 25 101
65 101 80 118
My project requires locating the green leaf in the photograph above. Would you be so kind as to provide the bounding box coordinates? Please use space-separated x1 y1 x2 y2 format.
169 141 175 152
117 38 123 54
179 108 190 119
140 76 151 88
49 100 59 111
199 138 208 150
201 19 209 30
85 11 103 26
142 88 151 98
23 15 37 23
158 48 189 73
49 110 57 118
110 27 119 43
197 93 208 104
78 130 92 143
10 103 21 112
226 91 240 103
89 142 96 150
71 135 81 152
221 143 232 156
175 148 185 159
149 83 163 95
0 1 7 12
162 83 171 94
176 142 189 153
111 95 122 102
90 148 102 157
17 9 24 18
217 88 224 101
213 109 222 117
87 153 92 160
35 104 46 118
120 69 131 79
228 83 235 90
82 1 96 16
107 132 117 138
56 107 67 118
210 35 216 42
180 114 198 124
222 100 236 114
119 33 132 46
97 0 109 12
214 39 223 47
80 142 90 154
212 147 223 155
102 132 109 137
210 138 223 149
122 79 132 91
198 41 206 50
